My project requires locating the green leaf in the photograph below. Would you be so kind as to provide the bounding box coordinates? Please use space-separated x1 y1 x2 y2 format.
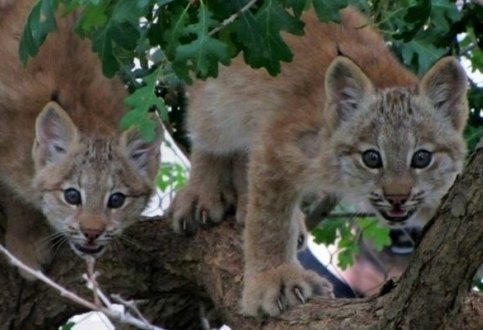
80 0 147 77
312 219 348 245
19 0 59 65
111 0 147 21
236 0 304 75
393 0 431 42
110 22 140 50
76 1 109 33
91 27 119 76
174 1 230 78
337 249 353 269
60 322 76 330
400 39 446 74
154 3 191 60
337 243 359 270
312 0 348 22
358 218 391 251
121 69 166 141
287 0 310 17
431 0 462 33
156 162 188 191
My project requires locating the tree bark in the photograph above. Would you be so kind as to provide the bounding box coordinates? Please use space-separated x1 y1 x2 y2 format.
1 148 483 330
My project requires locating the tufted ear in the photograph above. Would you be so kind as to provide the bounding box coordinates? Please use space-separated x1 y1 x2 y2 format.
120 124 162 180
420 57 468 132
325 56 375 128
34 101 79 167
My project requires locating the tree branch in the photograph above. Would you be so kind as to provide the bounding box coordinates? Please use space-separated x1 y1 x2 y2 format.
1 150 482 329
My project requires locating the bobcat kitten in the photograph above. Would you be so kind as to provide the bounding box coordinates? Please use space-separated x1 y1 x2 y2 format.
168 8 468 316
0 0 161 274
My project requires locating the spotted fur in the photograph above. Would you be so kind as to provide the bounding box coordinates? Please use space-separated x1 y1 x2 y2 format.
168 8 468 316
0 0 161 277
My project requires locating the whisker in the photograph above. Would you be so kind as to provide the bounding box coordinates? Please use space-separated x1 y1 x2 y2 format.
50 236 68 259
35 231 65 248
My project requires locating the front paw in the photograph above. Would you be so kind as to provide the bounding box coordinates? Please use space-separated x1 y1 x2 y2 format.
241 263 334 317
168 185 236 235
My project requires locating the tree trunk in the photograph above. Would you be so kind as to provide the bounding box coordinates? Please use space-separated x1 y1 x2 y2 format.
1 148 482 330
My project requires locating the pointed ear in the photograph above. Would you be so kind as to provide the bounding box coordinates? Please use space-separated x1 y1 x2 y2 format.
120 124 162 180
420 57 468 132
325 56 374 128
34 102 78 167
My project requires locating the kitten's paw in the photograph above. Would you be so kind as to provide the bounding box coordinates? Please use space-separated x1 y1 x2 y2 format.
168 184 236 235
241 263 334 317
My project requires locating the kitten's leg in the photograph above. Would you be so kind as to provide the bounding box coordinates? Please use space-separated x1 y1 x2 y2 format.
233 152 308 251
242 142 333 317
168 149 237 235
2 191 52 279
0 0 14 9
232 152 248 225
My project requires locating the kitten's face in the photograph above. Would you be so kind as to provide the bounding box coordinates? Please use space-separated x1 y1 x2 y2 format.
32 102 161 258
332 89 466 226
325 56 468 227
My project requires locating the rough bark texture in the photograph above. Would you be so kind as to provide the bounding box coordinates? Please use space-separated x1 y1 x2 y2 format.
0 148 482 329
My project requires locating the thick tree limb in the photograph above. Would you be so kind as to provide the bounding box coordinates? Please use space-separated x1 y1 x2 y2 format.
1 149 483 329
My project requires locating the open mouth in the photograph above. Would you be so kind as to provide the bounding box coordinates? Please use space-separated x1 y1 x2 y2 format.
71 243 105 256
379 209 415 225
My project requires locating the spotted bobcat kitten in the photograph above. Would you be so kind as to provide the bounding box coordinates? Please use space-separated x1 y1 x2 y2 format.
0 0 161 275
168 8 468 316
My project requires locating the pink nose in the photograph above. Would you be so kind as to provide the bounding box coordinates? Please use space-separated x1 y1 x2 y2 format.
385 194 409 206
81 228 103 241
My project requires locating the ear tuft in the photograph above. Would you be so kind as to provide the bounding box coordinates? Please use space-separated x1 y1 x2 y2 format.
34 102 78 167
420 57 468 132
325 57 374 128
120 125 162 180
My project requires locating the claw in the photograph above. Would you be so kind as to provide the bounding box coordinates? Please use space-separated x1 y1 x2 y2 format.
201 209 208 225
297 234 305 249
277 298 284 313
294 287 305 304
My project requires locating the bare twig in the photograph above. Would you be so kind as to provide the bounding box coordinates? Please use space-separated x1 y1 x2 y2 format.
82 271 113 309
85 256 101 307
209 0 258 36
0 243 165 330
111 294 151 326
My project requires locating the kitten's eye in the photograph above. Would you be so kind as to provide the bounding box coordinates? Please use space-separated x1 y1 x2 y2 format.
411 150 432 169
64 188 81 205
362 150 383 169
107 193 126 209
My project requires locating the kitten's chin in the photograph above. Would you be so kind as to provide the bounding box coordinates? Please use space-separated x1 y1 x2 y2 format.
69 241 106 259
